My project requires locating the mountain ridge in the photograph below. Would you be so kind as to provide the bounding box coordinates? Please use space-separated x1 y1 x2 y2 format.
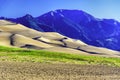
0 9 120 51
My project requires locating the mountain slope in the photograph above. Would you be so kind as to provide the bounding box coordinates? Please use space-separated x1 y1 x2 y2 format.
1 9 120 51
0 20 120 57
37 9 120 51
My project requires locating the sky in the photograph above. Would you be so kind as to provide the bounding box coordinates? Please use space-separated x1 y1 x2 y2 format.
0 0 120 21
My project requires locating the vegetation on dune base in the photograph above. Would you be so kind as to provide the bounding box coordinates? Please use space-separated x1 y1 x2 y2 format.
0 46 120 67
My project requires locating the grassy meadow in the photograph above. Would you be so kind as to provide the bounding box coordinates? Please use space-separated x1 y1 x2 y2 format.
0 46 120 67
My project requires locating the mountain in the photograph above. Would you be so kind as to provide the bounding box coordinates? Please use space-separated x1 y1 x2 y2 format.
1 9 120 51
1 14 54 32
0 20 120 57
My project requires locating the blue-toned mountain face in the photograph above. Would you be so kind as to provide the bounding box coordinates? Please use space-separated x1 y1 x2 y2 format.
1 9 120 51
0 14 54 32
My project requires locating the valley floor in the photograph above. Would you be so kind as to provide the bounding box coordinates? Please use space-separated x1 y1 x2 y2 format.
0 61 120 80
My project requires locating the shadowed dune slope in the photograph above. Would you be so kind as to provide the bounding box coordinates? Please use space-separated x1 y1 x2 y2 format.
0 20 120 57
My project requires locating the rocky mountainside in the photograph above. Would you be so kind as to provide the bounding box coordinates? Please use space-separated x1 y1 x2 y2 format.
1 9 120 51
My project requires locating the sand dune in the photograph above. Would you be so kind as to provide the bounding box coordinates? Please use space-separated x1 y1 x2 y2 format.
0 32 52 49
0 32 12 47
0 20 120 57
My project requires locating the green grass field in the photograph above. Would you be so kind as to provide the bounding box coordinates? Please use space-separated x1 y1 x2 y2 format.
0 46 120 67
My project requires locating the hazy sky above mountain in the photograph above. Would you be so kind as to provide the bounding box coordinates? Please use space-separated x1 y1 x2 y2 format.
0 0 120 21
